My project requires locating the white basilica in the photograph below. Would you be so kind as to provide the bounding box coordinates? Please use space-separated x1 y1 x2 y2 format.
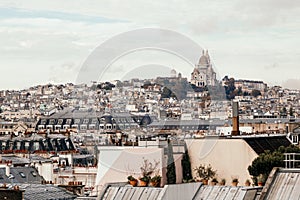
190 50 217 87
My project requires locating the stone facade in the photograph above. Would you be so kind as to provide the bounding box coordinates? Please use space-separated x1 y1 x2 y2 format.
191 50 217 87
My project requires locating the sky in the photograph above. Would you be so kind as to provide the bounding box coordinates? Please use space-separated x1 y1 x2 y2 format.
0 0 299 90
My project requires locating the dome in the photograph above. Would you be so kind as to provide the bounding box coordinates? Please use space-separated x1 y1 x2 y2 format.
198 55 209 66
171 69 177 77
198 50 210 67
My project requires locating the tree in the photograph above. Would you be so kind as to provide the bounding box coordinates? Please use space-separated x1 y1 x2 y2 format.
251 89 261 97
194 164 216 181
248 150 283 178
248 145 300 185
237 87 243 96
161 87 176 99
224 77 236 100
281 107 287 116
181 144 192 182
166 139 176 184
289 107 294 116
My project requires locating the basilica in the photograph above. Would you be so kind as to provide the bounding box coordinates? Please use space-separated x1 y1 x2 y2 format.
190 50 217 87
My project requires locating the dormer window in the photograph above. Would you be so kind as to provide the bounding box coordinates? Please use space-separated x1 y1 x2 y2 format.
19 172 26 178
31 171 37 177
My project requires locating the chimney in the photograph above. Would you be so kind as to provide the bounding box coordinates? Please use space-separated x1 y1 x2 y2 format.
232 101 240 136
5 163 10 176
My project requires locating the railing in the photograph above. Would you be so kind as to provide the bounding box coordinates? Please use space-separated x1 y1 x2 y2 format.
284 153 300 169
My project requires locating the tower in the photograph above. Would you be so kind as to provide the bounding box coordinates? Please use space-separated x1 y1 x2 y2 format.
190 50 216 87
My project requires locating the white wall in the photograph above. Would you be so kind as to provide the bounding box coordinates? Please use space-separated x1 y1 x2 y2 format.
94 147 166 194
186 138 258 186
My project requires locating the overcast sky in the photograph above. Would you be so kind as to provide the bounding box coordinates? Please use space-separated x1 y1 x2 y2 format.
0 0 299 90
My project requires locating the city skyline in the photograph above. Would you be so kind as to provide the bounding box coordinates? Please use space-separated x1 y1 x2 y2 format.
0 1 299 90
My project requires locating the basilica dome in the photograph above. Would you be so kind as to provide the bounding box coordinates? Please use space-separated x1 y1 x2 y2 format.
198 50 210 67
198 55 209 66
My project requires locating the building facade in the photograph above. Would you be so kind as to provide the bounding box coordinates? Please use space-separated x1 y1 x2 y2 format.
191 50 217 87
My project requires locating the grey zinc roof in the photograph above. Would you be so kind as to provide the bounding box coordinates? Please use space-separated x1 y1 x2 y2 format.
0 166 43 184
192 186 260 200
264 169 300 200
0 168 11 183
99 183 261 200
100 185 164 200
9 167 43 184
149 119 225 126
1 155 30 165
20 184 76 200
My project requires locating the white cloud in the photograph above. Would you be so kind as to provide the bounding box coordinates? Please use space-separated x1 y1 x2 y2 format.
0 0 299 89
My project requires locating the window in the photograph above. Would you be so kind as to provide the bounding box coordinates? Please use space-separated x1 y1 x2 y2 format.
31 171 37 177
8 174 15 179
19 172 26 178
72 125 78 129
89 125 95 130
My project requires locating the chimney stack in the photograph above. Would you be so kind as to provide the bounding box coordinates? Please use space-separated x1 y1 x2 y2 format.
232 101 240 136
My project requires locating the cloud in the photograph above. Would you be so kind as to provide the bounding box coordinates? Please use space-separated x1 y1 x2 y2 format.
0 1 299 89
264 63 279 70
283 79 300 90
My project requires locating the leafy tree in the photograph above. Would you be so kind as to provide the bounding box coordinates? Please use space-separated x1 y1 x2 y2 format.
248 150 283 178
281 107 287 116
248 145 300 185
115 80 123 88
251 89 261 97
181 144 192 182
141 81 152 89
166 139 176 184
243 91 250 96
224 77 236 100
161 87 176 99
237 87 243 96
207 84 227 101
194 164 216 181
289 107 294 116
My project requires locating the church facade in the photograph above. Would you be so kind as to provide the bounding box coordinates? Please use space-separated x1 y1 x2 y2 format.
191 50 217 87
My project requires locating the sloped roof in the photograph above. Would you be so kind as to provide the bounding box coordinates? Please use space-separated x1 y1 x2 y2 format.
20 184 76 200
99 183 261 200
193 186 260 200
1 155 30 165
263 169 300 200
100 185 163 200
243 135 291 154
0 167 43 184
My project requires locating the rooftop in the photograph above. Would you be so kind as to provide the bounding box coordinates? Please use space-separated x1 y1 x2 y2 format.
20 184 76 200
261 168 300 200
99 183 262 200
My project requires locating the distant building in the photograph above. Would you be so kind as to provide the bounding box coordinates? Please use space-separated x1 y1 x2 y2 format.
191 50 217 87
234 79 267 94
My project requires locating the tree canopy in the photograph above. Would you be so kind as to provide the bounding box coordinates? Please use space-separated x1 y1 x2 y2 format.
166 140 176 184
248 145 300 184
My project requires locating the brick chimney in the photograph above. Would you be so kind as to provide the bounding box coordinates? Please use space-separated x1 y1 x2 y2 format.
231 101 240 136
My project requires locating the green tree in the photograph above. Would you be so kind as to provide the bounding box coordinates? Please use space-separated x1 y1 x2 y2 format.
166 139 176 184
248 145 300 185
281 107 287 116
251 89 261 97
161 87 176 99
181 144 192 182
237 87 243 96
224 77 236 100
289 107 294 116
